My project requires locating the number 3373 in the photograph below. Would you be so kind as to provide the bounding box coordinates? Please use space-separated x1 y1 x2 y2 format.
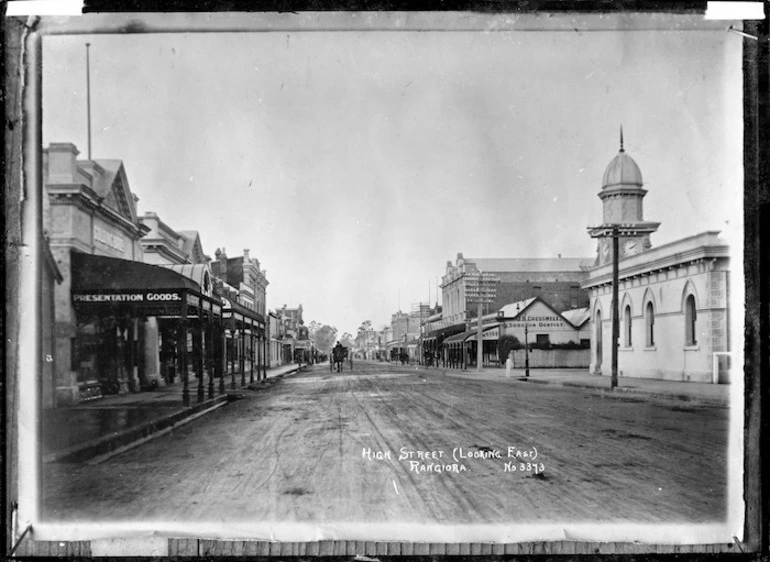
504 462 545 473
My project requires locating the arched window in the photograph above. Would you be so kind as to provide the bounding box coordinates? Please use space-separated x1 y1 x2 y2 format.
624 305 632 347
685 294 697 346
645 301 655 347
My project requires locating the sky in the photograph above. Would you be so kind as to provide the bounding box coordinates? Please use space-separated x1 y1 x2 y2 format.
42 14 743 335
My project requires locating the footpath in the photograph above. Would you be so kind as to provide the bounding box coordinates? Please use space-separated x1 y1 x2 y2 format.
42 363 304 464
424 365 732 407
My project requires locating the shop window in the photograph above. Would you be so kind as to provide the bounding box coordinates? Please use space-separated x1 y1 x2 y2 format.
624 305 632 347
645 302 655 347
685 294 697 346
75 320 100 383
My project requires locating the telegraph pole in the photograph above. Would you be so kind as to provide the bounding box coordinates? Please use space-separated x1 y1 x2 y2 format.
588 222 658 389
611 226 620 389
476 301 483 373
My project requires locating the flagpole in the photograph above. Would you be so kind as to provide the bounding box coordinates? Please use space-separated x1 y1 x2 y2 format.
86 42 92 159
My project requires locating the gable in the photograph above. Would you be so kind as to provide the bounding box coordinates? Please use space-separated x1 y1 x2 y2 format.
98 162 136 223
110 172 134 220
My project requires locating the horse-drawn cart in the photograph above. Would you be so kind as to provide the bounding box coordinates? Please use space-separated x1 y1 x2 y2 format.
330 343 350 372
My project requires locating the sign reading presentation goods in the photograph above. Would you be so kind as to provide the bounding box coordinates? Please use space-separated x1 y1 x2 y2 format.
72 290 188 316
73 290 183 303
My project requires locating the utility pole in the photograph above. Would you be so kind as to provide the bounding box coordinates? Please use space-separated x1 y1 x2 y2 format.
588 222 658 389
476 301 483 373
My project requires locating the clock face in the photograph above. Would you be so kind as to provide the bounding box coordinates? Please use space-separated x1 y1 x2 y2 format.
623 240 639 256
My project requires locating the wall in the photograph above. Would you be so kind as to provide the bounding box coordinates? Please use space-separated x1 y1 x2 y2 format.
589 263 729 383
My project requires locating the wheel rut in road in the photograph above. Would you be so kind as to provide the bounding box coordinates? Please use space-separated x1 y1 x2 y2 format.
41 361 729 525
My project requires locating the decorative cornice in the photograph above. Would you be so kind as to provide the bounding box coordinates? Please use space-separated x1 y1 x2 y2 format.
583 245 729 289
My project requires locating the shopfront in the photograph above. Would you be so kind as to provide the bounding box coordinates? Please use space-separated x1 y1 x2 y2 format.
221 297 266 387
70 252 223 404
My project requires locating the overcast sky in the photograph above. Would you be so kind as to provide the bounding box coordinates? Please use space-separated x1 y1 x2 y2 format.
42 14 743 335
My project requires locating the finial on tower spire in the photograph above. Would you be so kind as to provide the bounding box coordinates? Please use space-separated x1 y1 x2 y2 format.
619 125 625 152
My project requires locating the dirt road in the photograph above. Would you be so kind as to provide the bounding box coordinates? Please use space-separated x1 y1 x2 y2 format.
43 361 728 524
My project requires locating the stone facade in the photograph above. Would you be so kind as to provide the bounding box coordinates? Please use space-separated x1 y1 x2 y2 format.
585 232 730 382
44 143 149 404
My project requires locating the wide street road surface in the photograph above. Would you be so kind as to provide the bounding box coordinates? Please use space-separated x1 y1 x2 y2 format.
43 361 728 525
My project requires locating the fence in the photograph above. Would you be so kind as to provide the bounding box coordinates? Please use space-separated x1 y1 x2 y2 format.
510 348 590 369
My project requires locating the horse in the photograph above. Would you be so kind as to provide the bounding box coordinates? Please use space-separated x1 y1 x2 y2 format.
330 345 348 373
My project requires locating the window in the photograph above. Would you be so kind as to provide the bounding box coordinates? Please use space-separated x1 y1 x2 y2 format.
685 294 697 346
645 301 655 347
624 305 632 347
536 334 550 345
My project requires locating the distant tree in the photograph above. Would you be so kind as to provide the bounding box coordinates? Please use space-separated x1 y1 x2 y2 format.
313 324 338 354
340 332 355 349
308 320 321 340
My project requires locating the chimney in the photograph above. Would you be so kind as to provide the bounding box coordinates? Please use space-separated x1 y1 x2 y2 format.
45 143 81 185
243 248 250 262
457 252 464 261
218 247 228 280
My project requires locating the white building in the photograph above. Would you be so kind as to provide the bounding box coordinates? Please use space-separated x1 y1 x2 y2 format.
583 137 731 383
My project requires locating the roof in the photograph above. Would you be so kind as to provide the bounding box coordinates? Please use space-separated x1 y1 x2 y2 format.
602 150 643 190
497 297 537 318
463 257 594 273
560 307 590 327
71 251 201 292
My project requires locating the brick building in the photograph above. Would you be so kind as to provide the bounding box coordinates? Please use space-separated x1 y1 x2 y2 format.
441 253 593 327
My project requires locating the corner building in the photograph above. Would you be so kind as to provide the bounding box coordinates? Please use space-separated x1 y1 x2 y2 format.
583 138 731 382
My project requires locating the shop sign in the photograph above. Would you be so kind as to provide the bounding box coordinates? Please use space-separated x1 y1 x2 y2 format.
73 290 182 304
504 318 566 329
186 294 201 307
483 328 499 340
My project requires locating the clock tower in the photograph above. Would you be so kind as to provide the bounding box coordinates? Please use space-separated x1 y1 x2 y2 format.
596 128 659 265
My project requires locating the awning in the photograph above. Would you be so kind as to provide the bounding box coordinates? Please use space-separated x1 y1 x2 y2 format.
464 324 500 342
443 325 500 344
72 251 200 292
159 263 213 297
219 296 265 329
70 252 218 317
427 324 466 340
444 330 474 344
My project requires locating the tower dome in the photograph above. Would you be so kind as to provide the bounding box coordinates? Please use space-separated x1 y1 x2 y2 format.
601 127 643 189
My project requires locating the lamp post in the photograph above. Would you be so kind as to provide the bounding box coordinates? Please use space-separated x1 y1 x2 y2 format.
588 222 659 389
